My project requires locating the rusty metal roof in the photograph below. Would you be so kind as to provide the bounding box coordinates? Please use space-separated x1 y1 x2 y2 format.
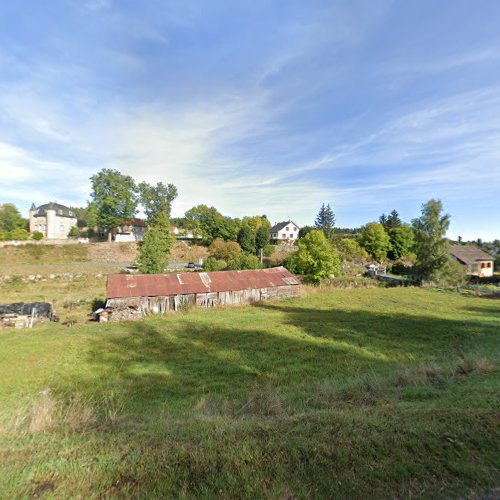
106 266 300 299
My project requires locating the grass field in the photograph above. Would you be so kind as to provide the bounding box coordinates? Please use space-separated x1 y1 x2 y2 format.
0 287 499 498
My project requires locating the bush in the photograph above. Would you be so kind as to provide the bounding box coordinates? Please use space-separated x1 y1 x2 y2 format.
226 253 262 270
8 228 29 240
208 238 241 261
203 257 227 272
32 231 44 241
68 226 81 238
286 230 341 283
262 243 274 257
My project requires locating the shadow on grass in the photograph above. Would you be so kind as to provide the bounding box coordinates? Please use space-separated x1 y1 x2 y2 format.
54 298 499 417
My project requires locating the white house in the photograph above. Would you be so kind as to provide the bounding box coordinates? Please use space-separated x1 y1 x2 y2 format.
29 202 78 239
270 221 300 241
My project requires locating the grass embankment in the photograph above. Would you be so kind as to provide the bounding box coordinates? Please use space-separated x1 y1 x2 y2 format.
0 288 499 498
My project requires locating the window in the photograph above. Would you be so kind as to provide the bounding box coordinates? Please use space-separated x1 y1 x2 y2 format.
487 262 492 268
282 233 286 238
286 227 289 231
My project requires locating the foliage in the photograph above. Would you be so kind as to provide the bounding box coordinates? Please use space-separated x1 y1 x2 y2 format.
137 211 173 274
70 206 96 228
314 203 335 238
137 181 178 221
255 225 270 251
208 238 241 261
32 231 44 241
380 209 402 230
432 257 468 288
359 223 391 262
388 225 414 260
0 203 26 232
89 168 138 237
298 225 315 239
226 253 262 270
184 205 239 244
263 243 274 257
287 230 341 283
8 228 29 240
412 199 451 283
241 215 270 234
137 228 168 274
68 226 81 238
202 257 228 272
335 238 369 262
237 226 256 254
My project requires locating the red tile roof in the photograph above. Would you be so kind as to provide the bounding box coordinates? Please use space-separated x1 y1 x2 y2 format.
106 267 300 299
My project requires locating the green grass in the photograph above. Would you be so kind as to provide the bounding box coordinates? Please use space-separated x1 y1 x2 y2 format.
0 287 499 498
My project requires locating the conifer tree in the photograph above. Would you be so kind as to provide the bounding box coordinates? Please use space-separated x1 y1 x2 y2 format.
314 203 335 238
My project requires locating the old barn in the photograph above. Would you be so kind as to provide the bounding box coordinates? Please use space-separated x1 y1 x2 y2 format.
105 266 300 321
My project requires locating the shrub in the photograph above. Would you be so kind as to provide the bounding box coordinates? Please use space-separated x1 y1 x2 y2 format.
32 231 44 241
203 257 227 272
8 228 29 240
335 238 369 263
68 226 81 238
208 238 241 261
262 243 274 257
226 253 262 270
286 230 341 283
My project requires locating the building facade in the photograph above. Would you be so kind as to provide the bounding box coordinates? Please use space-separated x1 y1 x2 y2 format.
29 202 78 239
270 221 301 241
450 245 495 277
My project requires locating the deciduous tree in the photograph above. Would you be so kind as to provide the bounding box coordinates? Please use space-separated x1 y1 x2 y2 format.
90 169 138 241
359 223 391 262
412 199 451 283
287 230 341 283
0 203 25 232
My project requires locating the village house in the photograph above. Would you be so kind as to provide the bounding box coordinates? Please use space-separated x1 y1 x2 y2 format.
450 245 495 277
29 202 78 239
107 221 179 242
270 220 301 242
115 218 148 242
105 267 300 321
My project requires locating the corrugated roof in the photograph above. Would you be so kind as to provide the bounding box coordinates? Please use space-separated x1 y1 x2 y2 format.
106 266 300 299
450 245 494 265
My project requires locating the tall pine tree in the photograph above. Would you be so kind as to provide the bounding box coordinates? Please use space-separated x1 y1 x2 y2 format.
314 203 335 238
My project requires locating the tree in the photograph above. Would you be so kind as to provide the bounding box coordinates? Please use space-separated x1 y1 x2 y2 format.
90 168 138 241
241 215 270 234
237 226 256 253
388 226 414 260
208 238 241 261
137 181 178 221
335 238 369 262
255 226 270 251
137 211 173 274
299 226 315 239
386 209 402 229
184 205 233 244
226 253 262 270
0 203 25 232
379 213 387 227
287 230 341 283
412 199 451 283
314 203 335 238
359 223 391 262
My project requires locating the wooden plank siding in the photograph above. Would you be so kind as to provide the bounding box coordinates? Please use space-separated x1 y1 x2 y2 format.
106 285 299 321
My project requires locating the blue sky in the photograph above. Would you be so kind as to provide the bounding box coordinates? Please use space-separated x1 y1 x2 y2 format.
1 0 499 239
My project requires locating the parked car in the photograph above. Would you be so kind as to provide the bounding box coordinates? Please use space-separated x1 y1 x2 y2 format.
185 262 203 269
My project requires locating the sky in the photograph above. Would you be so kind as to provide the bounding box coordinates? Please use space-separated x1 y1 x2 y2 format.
0 0 499 240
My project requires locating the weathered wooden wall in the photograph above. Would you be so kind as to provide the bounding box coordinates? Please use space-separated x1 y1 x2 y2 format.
106 285 299 321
